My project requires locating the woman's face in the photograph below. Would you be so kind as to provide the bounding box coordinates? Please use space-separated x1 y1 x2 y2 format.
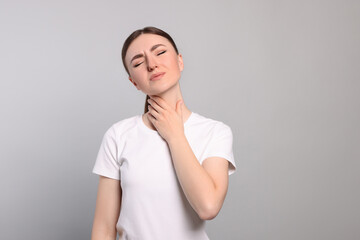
125 34 184 96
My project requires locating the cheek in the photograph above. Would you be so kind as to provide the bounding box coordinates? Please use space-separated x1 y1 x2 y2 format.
129 73 144 86
130 68 146 79
166 58 181 71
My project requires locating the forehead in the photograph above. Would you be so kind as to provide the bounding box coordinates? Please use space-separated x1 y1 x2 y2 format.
125 34 172 60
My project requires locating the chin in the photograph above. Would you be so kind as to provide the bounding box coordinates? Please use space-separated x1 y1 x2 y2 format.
148 79 179 95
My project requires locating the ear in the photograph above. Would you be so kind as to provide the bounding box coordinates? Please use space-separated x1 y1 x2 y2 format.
129 76 140 90
128 76 135 86
177 53 184 72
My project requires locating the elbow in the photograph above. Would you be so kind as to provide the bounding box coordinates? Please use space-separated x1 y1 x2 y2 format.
198 203 220 220
92 220 117 240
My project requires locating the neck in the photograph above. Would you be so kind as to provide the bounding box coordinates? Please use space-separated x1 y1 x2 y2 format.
142 83 191 131
148 82 191 120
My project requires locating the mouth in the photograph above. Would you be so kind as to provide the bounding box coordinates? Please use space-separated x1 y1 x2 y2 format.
150 72 165 81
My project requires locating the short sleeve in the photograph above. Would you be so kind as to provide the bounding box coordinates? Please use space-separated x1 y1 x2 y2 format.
200 122 237 175
92 126 120 180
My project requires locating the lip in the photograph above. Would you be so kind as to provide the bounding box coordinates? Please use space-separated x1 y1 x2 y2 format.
150 72 165 81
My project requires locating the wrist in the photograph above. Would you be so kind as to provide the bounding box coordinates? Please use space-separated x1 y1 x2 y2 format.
167 133 187 146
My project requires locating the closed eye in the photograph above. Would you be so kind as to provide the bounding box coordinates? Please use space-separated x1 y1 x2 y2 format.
133 62 143 68
133 50 166 68
157 50 166 56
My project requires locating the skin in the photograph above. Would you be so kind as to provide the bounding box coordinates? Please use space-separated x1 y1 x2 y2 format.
92 33 230 239
125 33 191 130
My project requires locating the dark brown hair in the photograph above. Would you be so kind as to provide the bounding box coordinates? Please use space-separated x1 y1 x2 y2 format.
121 26 179 114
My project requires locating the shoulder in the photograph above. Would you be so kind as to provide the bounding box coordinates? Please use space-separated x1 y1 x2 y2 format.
103 115 140 139
190 112 232 133
112 115 139 130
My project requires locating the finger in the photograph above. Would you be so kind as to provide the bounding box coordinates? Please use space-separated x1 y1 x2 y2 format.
149 96 169 111
147 110 156 122
148 98 163 114
148 105 160 119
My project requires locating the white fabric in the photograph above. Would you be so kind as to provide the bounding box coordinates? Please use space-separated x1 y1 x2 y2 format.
92 112 236 240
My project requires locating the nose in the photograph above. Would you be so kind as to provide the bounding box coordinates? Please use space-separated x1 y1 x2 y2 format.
146 55 158 72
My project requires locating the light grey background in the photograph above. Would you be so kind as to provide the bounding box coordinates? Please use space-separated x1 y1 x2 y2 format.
1 0 359 239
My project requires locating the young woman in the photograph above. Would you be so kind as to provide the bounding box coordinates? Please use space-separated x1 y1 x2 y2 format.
91 26 236 240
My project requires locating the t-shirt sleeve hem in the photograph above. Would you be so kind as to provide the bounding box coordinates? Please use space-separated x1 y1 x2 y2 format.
200 154 236 176
92 168 120 180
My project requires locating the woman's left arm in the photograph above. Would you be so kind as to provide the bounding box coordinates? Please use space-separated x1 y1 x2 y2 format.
167 136 229 220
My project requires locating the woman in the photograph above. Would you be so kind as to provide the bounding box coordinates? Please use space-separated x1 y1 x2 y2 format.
91 26 236 240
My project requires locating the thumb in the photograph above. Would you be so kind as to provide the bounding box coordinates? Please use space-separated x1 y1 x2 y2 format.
176 100 183 115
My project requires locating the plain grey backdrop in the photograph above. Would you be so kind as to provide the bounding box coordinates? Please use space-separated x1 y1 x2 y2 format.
1 0 359 239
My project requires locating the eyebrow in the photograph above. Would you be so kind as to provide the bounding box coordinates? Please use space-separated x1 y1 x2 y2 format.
130 44 166 64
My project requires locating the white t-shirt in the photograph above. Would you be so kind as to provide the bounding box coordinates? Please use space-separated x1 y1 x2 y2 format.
92 112 236 240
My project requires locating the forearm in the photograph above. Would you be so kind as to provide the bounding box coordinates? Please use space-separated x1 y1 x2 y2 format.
91 226 117 240
167 135 217 220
